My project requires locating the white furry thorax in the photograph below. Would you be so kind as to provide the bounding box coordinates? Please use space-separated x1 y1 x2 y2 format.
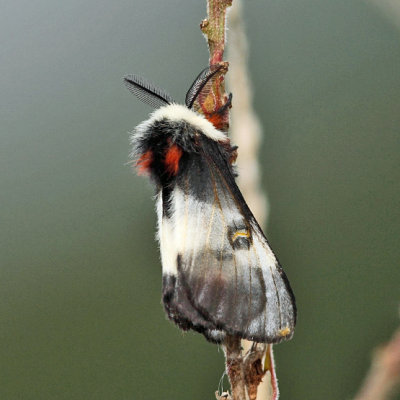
136 103 227 142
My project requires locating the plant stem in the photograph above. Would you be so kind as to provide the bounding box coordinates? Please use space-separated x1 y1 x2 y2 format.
201 1 277 399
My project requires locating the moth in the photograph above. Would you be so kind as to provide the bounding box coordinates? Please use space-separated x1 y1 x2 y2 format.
123 65 296 344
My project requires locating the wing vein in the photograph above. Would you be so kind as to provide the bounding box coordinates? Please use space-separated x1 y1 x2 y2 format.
202 149 243 331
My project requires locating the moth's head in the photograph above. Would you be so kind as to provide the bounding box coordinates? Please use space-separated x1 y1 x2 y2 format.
123 65 234 178
123 64 230 134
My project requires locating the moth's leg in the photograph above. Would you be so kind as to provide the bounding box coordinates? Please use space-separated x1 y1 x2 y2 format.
216 92 233 115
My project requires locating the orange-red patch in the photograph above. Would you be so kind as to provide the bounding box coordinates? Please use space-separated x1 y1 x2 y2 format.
136 150 153 175
206 113 225 130
164 144 182 176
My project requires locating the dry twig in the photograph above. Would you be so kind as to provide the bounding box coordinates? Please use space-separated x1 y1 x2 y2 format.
201 1 278 399
200 2 249 399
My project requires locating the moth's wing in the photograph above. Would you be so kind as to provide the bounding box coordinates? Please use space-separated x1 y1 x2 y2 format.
157 190 226 343
168 136 296 343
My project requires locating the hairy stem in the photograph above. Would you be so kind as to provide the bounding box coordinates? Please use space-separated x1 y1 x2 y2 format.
202 1 277 399
200 0 231 131
224 336 247 400
201 1 249 399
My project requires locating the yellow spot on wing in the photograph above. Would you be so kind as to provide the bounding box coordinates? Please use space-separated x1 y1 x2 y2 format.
232 230 250 241
278 327 291 337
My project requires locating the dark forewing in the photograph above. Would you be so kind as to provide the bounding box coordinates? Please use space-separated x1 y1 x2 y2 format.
163 135 296 343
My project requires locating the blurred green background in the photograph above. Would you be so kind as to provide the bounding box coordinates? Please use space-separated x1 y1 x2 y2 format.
1 0 399 399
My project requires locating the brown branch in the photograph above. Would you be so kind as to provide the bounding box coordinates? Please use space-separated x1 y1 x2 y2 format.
201 2 249 400
200 0 231 132
243 344 269 400
224 336 247 400
202 1 278 400
201 0 232 65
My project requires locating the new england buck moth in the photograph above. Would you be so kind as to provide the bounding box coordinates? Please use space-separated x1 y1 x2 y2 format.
123 65 296 344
